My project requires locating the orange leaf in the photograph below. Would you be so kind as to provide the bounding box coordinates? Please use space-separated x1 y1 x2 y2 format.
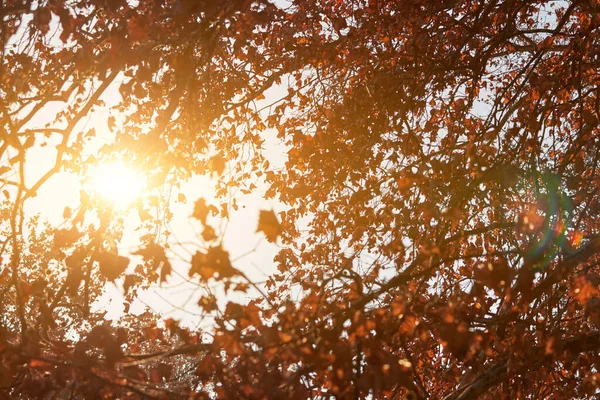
257 210 282 242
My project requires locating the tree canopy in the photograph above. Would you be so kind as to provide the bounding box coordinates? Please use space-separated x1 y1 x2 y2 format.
2 0 600 398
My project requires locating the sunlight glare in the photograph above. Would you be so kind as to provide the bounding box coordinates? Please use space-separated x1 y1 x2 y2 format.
89 162 145 207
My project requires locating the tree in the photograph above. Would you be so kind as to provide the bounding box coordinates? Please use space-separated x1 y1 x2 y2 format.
2 0 600 398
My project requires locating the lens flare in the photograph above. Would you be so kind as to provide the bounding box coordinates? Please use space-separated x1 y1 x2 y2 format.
523 174 573 270
89 161 145 207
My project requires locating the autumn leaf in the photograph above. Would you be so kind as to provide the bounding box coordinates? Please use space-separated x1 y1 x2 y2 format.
57 7 75 42
190 250 212 280
573 275 600 306
144 325 163 341
399 315 418 337
234 282 249 292
133 243 172 284
127 15 148 42
66 248 86 293
278 331 293 344
209 155 226 176
220 202 229 219
202 226 217 241
189 245 237 281
149 363 172 383
192 198 209 224
198 295 218 312
38 301 56 328
63 206 72 219
123 274 142 295
257 209 282 242
87 325 112 348
7 1 600 397
330 16 348 32
214 331 244 357
35 7 52 35
107 116 116 130
97 252 130 281
29 360 52 369
54 228 80 248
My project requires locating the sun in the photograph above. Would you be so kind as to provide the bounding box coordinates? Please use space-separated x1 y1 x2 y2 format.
88 161 145 207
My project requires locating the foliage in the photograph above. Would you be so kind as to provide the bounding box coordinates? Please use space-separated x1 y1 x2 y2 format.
2 0 600 398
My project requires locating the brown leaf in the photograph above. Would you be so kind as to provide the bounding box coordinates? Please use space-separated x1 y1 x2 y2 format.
202 226 217 242
278 331 293 344
214 331 244 356
54 228 80 248
190 251 212 280
198 295 218 312
189 245 237 281
123 274 142 295
133 243 172 283
29 359 52 369
144 325 163 341
209 155 226 176
98 252 130 281
234 282 249 292
107 116 116 130
574 275 600 306
192 198 209 224
257 209 282 242
127 15 148 42
66 247 86 294
63 206 72 219
35 7 52 34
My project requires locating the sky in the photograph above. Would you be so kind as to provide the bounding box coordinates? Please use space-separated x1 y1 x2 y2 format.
1 1 304 330
18 75 288 327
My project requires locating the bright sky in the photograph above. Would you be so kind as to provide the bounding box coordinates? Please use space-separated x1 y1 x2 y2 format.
20 77 288 327
2 5 297 328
